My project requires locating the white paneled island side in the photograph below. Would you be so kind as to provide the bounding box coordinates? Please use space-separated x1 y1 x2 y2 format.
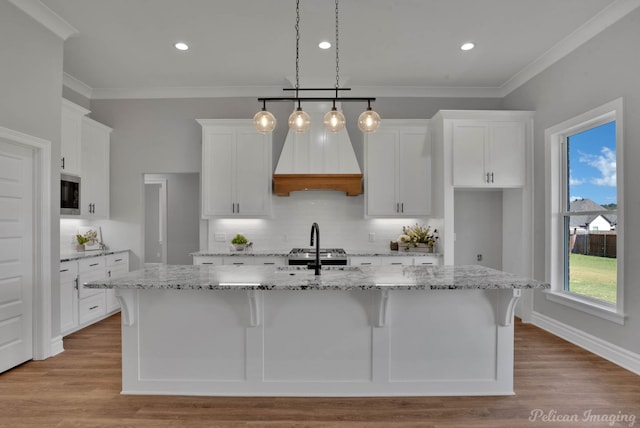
85 265 548 397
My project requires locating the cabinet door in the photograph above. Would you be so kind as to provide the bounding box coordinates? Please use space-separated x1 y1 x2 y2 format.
59 262 79 335
202 129 235 216
81 118 111 218
61 100 89 174
452 122 487 186
234 129 271 216
487 122 525 187
398 129 431 215
366 129 399 216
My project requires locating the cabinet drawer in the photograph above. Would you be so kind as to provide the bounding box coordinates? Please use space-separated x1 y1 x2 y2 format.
106 252 129 267
349 257 381 266
78 257 105 272
414 256 440 266
79 292 106 325
193 256 224 265
380 256 414 266
252 257 285 266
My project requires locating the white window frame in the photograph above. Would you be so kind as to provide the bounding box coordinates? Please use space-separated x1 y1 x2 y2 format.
544 98 625 324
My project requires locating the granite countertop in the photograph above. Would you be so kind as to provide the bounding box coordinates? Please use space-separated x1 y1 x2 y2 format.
85 264 549 291
61 249 129 262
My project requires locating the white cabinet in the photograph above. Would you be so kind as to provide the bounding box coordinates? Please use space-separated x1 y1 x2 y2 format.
81 117 111 218
105 253 129 312
61 99 89 174
198 120 272 217
193 255 224 265
452 120 526 187
365 120 431 216
59 252 129 336
349 255 440 266
59 261 79 334
193 255 284 266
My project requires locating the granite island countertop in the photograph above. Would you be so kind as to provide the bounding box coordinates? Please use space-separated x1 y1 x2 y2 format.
85 264 549 291
190 250 441 258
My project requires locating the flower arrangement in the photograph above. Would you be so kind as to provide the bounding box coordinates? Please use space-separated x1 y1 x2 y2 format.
76 229 98 246
397 224 438 251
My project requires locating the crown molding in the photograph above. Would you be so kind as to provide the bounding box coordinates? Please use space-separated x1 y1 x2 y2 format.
90 85 286 100
499 0 640 97
63 73 93 99
8 0 78 40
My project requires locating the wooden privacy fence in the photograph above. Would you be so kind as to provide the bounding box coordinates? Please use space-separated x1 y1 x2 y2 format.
572 233 617 258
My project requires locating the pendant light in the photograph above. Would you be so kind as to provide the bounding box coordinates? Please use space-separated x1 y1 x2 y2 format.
254 0 380 134
358 100 381 133
253 100 277 134
323 1 346 133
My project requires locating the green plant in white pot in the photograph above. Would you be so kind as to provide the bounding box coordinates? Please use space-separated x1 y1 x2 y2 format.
231 234 249 251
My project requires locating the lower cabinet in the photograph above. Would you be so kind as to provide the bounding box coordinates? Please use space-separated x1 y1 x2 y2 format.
193 255 285 266
60 251 129 336
349 255 440 266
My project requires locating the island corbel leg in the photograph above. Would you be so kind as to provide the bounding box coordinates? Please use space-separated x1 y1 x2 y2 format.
497 288 522 326
115 289 137 326
375 289 390 327
247 290 262 327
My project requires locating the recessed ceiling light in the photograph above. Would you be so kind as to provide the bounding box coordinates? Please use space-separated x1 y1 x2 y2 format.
460 42 475 51
318 41 331 50
174 42 189 51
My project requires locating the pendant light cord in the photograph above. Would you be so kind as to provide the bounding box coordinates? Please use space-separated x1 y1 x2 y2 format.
295 0 301 98
335 0 340 98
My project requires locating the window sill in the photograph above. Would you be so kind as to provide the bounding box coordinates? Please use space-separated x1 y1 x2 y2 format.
543 290 625 325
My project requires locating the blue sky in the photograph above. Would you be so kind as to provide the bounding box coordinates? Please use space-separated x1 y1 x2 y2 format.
568 121 617 206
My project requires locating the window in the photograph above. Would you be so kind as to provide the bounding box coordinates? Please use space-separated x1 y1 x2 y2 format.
545 98 624 324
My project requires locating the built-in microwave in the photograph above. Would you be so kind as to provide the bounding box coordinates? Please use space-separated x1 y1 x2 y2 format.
61 173 81 215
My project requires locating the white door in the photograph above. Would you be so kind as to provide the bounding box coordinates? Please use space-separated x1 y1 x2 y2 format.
0 141 33 373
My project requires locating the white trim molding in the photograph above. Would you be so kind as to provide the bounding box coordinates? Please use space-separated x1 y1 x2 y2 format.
531 311 640 376
63 73 93 99
50 336 64 357
7 0 78 40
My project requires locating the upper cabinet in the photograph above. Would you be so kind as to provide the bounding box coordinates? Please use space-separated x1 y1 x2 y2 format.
451 120 526 187
81 117 112 218
198 119 272 217
365 119 431 217
61 99 90 175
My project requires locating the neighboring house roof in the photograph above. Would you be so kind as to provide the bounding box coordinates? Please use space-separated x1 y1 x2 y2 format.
569 199 617 229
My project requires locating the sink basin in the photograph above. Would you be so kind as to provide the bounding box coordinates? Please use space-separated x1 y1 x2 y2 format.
276 266 361 272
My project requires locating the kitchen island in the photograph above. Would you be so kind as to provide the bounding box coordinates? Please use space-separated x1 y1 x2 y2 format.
85 264 548 397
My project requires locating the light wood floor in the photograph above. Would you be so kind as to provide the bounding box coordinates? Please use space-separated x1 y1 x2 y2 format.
0 314 638 428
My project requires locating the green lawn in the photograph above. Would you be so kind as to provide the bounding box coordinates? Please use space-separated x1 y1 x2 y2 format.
569 253 617 303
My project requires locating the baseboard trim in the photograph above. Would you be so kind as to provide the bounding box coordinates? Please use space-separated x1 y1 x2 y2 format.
50 335 64 357
531 311 640 375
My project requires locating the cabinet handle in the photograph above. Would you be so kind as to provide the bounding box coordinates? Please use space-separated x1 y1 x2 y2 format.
202 262 214 265
60 268 69 273
89 305 99 311
396 202 399 213
401 202 404 213
108 270 111 277
232 262 244 265
486 172 490 183
89 263 99 267
361 262 372 265
236 203 240 213
61 157 65 169
391 262 402 265
74 277 79 290
115 258 123 262
263 262 275 265
491 172 494 183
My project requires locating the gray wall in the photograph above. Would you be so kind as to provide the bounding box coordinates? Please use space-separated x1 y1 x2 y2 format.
1 2 64 336
503 9 640 353
166 173 200 265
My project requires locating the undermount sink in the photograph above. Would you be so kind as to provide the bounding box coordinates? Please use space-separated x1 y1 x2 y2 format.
276 266 361 272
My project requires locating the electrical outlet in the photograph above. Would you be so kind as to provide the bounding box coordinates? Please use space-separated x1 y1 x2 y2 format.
214 233 226 242
368 232 375 242
477 254 483 262
283 233 288 242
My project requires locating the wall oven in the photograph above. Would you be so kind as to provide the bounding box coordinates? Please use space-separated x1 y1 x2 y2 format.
61 173 81 215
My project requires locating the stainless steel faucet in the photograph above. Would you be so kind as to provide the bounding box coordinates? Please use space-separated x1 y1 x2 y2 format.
310 222 321 275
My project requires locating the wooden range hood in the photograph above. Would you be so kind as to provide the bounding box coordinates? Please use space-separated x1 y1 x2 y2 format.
273 173 362 196
273 104 363 197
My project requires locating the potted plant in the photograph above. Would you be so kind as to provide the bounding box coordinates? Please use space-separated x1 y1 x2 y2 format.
397 224 438 252
231 234 249 251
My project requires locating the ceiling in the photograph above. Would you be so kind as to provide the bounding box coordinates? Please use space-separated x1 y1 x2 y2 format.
30 0 634 99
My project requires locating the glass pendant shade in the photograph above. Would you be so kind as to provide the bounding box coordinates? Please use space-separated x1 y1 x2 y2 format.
323 107 346 132
253 109 277 134
288 107 312 133
358 108 381 133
